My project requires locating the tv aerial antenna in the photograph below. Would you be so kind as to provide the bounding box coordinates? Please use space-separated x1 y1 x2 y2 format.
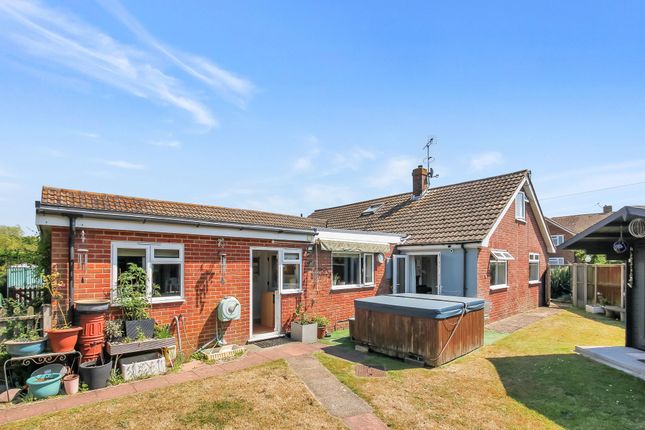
422 137 439 184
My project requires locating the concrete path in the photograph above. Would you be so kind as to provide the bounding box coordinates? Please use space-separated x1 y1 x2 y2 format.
0 341 322 426
485 305 562 334
287 355 388 430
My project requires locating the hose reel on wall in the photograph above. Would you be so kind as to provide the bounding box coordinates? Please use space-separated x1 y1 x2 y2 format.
218 296 241 321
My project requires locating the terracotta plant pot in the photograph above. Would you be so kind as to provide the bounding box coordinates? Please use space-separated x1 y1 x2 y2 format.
46 327 83 353
317 325 326 339
63 374 79 395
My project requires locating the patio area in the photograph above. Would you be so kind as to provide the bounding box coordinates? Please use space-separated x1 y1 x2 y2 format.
576 345 645 381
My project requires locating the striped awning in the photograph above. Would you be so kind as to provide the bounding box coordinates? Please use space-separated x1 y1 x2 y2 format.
318 239 391 254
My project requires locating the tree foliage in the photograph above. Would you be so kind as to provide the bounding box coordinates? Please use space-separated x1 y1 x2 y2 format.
0 225 44 289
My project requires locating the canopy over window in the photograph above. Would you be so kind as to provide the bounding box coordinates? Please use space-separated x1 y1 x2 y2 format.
318 239 391 254
491 249 515 261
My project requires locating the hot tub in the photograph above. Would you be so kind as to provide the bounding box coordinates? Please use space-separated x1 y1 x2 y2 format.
350 294 484 367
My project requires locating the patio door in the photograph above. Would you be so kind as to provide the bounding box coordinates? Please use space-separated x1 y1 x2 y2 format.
392 255 408 293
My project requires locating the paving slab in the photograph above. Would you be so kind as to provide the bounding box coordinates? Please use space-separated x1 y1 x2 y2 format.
576 346 645 380
286 354 388 429
486 306 562 334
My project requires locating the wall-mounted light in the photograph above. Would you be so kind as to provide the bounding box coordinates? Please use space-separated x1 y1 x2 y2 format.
377 253 385 264
220 253 227 284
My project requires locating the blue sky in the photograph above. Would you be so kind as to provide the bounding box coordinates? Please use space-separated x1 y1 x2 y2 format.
1 1 644 233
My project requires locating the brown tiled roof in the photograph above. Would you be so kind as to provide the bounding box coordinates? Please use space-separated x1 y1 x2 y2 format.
550 212 613 235
40 187 328 231
310 170 528 245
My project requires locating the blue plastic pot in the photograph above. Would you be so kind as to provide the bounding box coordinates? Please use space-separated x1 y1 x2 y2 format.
27 373 63 399
4 338 47 357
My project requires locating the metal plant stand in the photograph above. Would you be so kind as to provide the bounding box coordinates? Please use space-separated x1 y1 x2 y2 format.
3 350 82 402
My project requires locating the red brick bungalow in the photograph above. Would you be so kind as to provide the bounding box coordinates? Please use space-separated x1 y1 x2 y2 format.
35 168 554 351
310 168 556 321
35 188 401 350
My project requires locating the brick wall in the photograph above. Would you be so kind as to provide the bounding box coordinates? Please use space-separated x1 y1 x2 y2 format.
50 226 391 352
476 196 549 321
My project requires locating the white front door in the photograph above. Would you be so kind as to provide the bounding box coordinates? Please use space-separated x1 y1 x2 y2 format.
392 255 408 293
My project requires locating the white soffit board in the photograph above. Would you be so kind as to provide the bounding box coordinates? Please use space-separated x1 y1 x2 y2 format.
36 214 314 242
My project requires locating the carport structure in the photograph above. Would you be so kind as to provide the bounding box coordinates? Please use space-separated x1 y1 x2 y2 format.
561 206 645 375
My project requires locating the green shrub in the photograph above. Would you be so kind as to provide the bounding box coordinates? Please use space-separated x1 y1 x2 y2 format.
550 266 571 299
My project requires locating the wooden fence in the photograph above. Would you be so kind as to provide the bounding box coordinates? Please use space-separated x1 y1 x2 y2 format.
571 263 625 309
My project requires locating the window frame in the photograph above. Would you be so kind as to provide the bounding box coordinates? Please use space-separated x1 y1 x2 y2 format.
111 241 185 304
280 249 303 294
331 252 375 290
363 253 375 285
489 250 510 290
550 234 565 246
529 252 540 284
548 257 565 266
515 191 527 221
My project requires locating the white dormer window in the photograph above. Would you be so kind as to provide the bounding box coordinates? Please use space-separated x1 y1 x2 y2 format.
515 191 527 221
361 203 382 216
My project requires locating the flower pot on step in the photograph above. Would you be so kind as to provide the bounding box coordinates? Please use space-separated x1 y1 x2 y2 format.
291 322 317 343
46 327 82 353
125 319 154 339
317 325 326 339
79 359 112 390
63 374 79 395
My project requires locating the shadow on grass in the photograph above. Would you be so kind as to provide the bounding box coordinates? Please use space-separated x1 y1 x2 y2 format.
489 353 645 429
563 306 626 329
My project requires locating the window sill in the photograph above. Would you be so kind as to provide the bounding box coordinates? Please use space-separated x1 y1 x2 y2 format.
515 218 526 224
489 284 509 291
529 281 541 286
331 284 374 291
151 298 185 305
281 290 302 295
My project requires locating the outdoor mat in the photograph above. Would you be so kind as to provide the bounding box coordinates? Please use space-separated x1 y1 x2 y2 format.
355 363 386 377
252 337 293 348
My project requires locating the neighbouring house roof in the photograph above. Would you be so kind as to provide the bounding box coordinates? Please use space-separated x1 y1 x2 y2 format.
310 170 538 246
545 217 576 236
39 186 328 232
550 211 613 235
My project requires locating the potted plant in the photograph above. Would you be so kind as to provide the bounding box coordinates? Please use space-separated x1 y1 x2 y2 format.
4 325 47 357
312 315 330 339
42 272 82 352
63 372 79 395
79 355 112 390
290 304 317 343
114 263 156 339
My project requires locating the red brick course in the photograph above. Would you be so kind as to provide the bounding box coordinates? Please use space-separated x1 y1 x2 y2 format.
50 227 392 352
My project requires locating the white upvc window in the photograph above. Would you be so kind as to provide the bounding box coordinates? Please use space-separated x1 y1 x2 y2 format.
515 191 527 221
332 252 375 289
281 250 302 294
549 257 565 266
551 235 565 246
529 253 540 283
111 241 184 303
490 249 513 290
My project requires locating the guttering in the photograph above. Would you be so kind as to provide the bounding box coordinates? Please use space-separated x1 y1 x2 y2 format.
36 205 317 236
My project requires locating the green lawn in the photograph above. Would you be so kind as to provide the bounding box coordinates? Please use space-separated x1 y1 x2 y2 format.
316 309 645 430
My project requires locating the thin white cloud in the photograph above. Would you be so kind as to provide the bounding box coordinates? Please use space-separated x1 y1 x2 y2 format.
149 140 182 148
106 160 145 170
0 0 241 128
98 0 254 107
292 135 320 172
39 147 64 158
470 151 503 171
365 157 416 188
72 131 100 139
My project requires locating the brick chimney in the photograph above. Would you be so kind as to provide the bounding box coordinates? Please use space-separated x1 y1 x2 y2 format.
412 165 428 197
603 205 613 214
